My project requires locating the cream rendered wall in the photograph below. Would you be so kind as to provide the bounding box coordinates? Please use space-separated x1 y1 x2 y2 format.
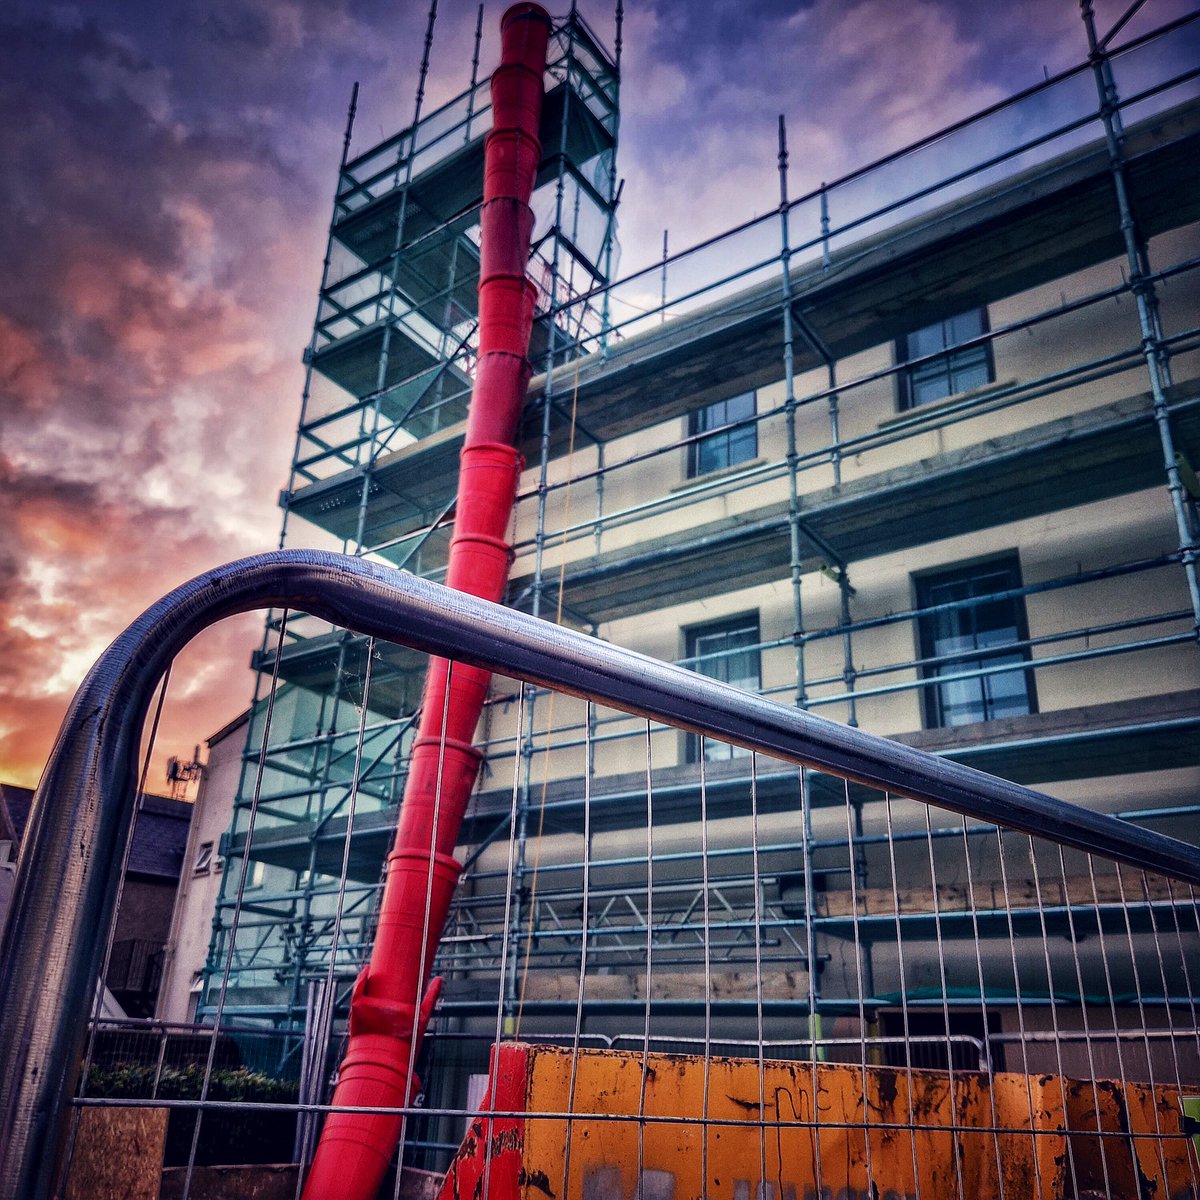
157 717 246 1023
508 233 1197 586
487 218 1199 790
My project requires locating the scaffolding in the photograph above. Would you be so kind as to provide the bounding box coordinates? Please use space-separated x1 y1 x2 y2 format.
204 3 623 1029
200 3 1199 1159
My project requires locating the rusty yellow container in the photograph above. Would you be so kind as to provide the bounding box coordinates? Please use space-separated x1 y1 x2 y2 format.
439 1043 1195 1200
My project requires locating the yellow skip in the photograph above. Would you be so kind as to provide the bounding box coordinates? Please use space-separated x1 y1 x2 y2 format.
441 1043 1196 1200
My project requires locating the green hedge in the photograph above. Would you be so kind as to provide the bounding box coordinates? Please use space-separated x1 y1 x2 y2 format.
83 1064 299 1165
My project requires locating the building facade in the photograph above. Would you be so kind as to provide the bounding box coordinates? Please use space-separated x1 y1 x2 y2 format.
3 781 192 1017
200 7 1200 1168
158 712 249 1023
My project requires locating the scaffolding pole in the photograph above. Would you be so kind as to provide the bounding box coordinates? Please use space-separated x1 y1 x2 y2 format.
778 116 808 715
1082 0 1200 637
507 7 580 1033
352 0 439 556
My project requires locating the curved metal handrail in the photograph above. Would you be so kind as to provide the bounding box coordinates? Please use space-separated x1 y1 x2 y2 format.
2 548 1198 1200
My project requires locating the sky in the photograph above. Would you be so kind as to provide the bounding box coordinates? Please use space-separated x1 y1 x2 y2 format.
0 0 1192 794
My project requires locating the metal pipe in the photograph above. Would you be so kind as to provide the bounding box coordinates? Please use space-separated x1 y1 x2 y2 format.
597 2 623 357
660 228 669 320
505 5 575 1033
464 4 484 142
804 630 1192 710
5 549 1200 1200
778 116 807 713
282 80 359 552
1081 0 1200 635
350 0 438 541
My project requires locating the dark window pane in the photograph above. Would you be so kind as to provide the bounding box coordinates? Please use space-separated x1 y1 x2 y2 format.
916 556 1035 728
910 364 953 407
688 392 757 476
900 309 992 409
694 433 727 476
685 614 761 760
907 322 948 358
947 309 985 344
948 345 991 394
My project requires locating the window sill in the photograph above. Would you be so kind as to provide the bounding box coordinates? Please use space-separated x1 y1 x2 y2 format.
879 378 1017 428
672 457 767 492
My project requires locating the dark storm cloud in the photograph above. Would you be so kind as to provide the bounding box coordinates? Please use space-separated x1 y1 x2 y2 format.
0 5 327 785
0 0 504 788
2 0 1189 789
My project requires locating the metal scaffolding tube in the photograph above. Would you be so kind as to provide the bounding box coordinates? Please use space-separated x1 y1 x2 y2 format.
351 0 439 558
504 10 579 1031
799 551 1185 644
802 629 1192 709
778 115 810 718
1081 0 1200 636
464 4 484 141
217 87 370 1023
282 80 360 550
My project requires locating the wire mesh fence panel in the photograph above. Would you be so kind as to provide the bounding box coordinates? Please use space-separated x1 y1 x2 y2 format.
0 545 1190 1200
58 629 1199 1200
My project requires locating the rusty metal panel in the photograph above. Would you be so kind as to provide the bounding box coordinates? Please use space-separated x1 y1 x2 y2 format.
438 1043 1199 1200
521 1045 1067 1199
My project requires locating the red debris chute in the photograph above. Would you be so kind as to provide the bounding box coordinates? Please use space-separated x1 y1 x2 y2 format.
301 6 551 1198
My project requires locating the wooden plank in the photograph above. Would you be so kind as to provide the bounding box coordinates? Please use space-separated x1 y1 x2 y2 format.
63 1105 167 1200
810 870 1177 919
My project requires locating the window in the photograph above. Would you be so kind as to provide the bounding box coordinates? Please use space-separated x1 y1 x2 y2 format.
897 308 993 409
687 391 756 477
234 858 267 890
193 841 214 875
186 974 203 1023
915 555 1036 729
684 614 761 761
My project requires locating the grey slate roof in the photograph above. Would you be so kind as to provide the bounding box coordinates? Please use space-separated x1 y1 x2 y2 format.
0 784 33 845
126 794 193 879
0 783 191 880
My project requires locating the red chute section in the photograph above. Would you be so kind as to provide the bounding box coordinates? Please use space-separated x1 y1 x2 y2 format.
300 7 551 1198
